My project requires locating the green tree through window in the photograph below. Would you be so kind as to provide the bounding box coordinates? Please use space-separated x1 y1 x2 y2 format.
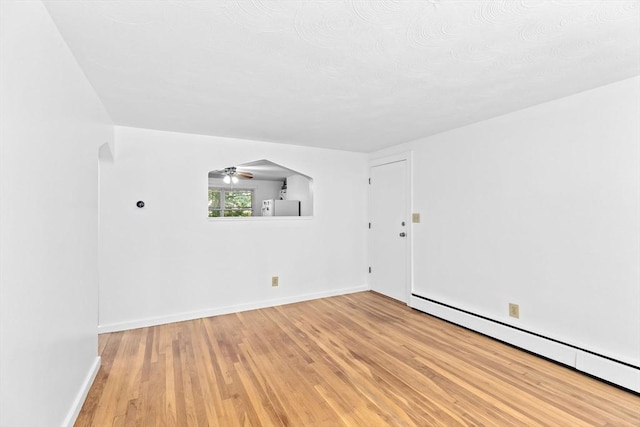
208 189 253 217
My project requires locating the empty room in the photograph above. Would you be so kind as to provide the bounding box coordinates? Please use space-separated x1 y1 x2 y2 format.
1 0 639 426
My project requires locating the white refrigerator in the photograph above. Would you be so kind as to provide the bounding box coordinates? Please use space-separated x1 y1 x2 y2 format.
261 200 300 216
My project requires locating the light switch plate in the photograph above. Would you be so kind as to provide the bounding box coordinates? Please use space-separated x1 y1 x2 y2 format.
412 213 420 223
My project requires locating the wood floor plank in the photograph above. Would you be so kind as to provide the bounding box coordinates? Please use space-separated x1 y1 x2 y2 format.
75 291 640 426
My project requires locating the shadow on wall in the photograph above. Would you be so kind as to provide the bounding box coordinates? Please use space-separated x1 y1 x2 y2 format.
208 159 313 218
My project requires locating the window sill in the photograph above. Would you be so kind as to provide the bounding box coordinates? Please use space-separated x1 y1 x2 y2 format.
207 216 314 222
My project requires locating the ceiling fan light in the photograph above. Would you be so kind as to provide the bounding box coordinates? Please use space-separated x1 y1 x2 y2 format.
223 175 231 184
231 176 239 184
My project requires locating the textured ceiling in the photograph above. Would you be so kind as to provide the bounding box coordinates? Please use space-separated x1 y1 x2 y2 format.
44 0 640 152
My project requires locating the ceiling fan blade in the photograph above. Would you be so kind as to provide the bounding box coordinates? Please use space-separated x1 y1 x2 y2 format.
236 172 253 179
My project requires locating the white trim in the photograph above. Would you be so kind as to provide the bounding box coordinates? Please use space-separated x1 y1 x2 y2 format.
368 151 413 305
576 351 640 392
369 153 412 169
62 356 101 427
207 216 313 222
98 285 368 334
410 296 640 393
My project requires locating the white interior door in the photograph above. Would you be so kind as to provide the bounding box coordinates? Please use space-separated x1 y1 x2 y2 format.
370 160 408 302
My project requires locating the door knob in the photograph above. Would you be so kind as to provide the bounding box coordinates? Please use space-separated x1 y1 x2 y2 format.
399 232 406 237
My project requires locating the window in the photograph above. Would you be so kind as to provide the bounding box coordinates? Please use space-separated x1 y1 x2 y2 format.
208 188 253 217
208 159 314 218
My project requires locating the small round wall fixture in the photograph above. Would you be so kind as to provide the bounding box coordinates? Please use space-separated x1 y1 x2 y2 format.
136 201 145 208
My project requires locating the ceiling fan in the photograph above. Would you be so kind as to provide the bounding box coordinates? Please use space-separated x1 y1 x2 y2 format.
209 166 253 184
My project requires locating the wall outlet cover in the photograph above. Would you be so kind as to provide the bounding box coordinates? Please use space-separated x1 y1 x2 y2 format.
509 303 520 319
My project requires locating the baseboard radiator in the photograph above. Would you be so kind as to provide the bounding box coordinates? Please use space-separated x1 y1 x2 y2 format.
410 294 640 394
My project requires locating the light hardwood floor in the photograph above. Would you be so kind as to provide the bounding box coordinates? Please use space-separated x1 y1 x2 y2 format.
76 292 640 426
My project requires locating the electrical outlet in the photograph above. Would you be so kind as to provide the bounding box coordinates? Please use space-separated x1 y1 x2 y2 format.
509 303 520 319
412 213 420 223
272 276 279 287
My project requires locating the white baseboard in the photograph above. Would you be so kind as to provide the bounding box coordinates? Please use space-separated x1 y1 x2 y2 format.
410 295 639 393
576 350 640 392
62 356 101 427
98 284 369 334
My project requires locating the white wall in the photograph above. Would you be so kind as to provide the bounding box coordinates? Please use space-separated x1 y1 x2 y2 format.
286 174 314 216
0 2 113 426
373 77 640 369
98 126 368 332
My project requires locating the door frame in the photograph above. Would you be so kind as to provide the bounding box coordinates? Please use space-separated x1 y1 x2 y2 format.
368 151 413 304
